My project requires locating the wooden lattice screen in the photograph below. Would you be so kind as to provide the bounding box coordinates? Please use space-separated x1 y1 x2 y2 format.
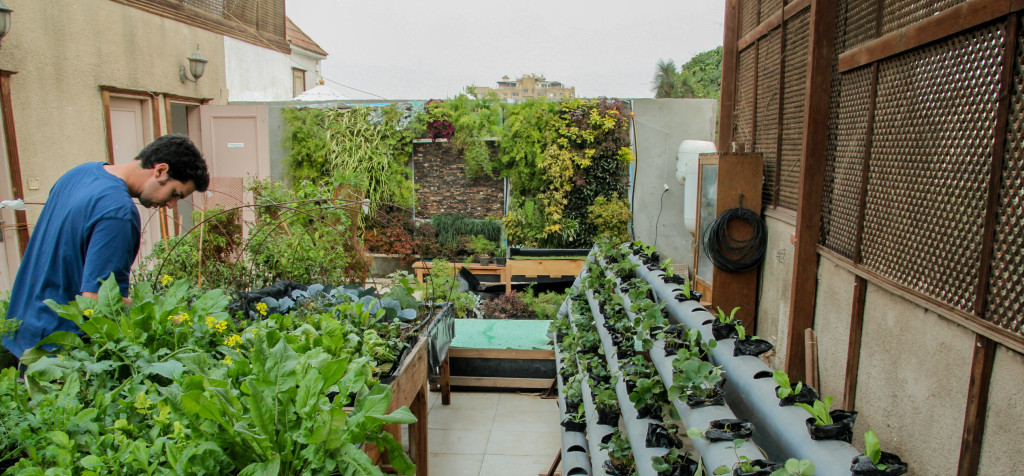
731 0 811 213
122 0 289 52
819 2 1024 340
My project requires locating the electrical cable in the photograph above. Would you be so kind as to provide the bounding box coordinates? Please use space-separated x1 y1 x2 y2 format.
701 199 767 273
653 187 668 249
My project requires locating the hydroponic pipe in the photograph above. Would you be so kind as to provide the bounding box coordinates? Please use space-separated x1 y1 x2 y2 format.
585 290 668 476
554 342 593 476
630 255 863 476
592 270 763 470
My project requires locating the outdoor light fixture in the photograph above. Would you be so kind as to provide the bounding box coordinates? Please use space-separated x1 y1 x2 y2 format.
0 0 13 50
179 44 208 83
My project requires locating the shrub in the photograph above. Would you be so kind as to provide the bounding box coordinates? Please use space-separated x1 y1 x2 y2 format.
588 194 632 245
482 292 534 319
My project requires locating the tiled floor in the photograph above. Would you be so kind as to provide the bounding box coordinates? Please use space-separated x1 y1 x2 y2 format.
426 390 563 476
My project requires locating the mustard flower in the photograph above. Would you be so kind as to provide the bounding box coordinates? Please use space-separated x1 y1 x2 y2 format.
255 302 268 316
160 274 173 286
205 316 228 332
168 312 191 325
83 309 94 318
222 355 233 367
223 334 242 348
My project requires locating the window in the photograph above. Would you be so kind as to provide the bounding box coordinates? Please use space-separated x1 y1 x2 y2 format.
292 68 306 98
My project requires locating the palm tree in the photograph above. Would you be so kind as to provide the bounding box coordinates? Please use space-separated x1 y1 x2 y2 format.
652 59 680 98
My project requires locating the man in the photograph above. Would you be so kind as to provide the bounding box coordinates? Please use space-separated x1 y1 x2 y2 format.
2 134 209 362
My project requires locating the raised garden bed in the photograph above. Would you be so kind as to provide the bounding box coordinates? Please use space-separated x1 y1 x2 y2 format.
446 319 555 390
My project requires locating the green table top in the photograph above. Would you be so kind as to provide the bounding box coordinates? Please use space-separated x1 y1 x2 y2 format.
451 319 554 350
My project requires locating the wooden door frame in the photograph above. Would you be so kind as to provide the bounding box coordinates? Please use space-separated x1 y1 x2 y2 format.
0 71 27 255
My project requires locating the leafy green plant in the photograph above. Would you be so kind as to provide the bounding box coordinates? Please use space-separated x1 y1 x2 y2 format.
587 194 631 245
773 370 803 400
795 396 836 426
651 448 694 475
864 430 887 470
769 458 816 476
0 291 18 340
668 357 723 401
599 427 636 474
716 306 740 325
467 234 497 258
481 292 533 319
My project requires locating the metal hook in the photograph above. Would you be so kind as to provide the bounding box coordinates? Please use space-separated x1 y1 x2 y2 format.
738 193 744 209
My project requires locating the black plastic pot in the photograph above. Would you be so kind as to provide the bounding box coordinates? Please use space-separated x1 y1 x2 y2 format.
561 418 587 432
711 319 739 340
658 457 701 476
663 274 686 285
850 452 909 475
636 402 661 420
733 460 783 476
565 400 581 415
646 422 682 448
733 338 773 357
777 384 819 407
704 418 754 442
603 460 634 476
596 404 619 426
806 410 858 443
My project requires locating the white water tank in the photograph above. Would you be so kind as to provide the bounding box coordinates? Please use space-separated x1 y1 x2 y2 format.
675 140 717 234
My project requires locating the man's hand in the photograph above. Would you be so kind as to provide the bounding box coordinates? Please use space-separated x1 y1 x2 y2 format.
81 291 132 306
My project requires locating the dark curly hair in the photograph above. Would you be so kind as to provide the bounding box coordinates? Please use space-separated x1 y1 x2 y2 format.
137 134 210 192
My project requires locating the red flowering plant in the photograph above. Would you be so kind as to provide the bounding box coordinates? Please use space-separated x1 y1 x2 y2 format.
422 100 455 141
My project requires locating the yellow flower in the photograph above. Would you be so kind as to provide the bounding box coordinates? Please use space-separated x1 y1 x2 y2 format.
168 312 191 325
160 275 173 286
222 355 233 367
255 302 268 316
83 309 94 318
223 334 242 348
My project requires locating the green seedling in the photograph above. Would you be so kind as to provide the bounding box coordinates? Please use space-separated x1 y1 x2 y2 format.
769 458 816 476
864 430 887 470
773 370 803 400
795 396 836 426
716 306 740 325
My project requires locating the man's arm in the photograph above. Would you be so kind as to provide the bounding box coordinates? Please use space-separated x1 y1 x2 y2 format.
80 291 132 305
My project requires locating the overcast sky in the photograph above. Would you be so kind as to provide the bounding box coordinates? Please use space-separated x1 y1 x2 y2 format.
284 0 726 100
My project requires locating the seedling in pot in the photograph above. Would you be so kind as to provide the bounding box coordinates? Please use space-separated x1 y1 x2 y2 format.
716 306 740 325
711 439 766 475
651 447 700 476
660 257 675 276
849 429 908 474
796 396 835 425
600 427 637 476
668 357 723 402
772 370 802 400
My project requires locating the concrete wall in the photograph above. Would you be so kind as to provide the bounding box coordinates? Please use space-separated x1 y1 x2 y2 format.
224 37 292 101
977 347 1024 473
1 0 228 225
756 217 796 370
630 98 718 272
809 253 1024 474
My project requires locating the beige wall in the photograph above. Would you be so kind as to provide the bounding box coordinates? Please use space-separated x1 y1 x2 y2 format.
808 253 1024 474
755 217 796 370
977 346 1024 474
0 0 227 226
811 257 855 404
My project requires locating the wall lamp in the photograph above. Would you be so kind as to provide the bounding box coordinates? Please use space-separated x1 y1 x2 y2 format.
179 44 208 83
0 0 13 49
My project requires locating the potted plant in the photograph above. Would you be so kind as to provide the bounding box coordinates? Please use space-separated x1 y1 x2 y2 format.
494 246 508 266
467 235 496 265
710 439 783 476
795 396 857 443
703 420 754 442
850 430 908 475
593 384 620 426
652 447 701 476
712 306 741 340
668 357 725 407
600 428 637 476
564 375 583 414
732 325 774 357
560 406 587 432
772 370 818 407
646 422 683 448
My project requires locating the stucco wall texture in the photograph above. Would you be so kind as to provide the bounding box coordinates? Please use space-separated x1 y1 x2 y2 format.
977 347 1024 473
811 258 854 404
855 285 974 475
756 217 795 370
1 0 228 226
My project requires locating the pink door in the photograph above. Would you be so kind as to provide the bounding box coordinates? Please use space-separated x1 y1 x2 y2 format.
199 105 270 238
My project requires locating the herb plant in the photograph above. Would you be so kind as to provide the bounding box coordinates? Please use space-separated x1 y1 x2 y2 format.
796 396 836 426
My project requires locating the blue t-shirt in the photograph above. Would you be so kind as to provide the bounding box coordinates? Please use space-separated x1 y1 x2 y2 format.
3 162 140 358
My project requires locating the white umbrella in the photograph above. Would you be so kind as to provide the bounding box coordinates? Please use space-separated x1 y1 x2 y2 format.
293 82 348 101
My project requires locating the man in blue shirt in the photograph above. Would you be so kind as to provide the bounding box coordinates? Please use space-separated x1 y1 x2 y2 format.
1 134 209 362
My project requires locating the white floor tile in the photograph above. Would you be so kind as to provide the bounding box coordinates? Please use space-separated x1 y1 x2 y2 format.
429 428 491 455
427 453 484 476
429 407 496 430
485 429 562 456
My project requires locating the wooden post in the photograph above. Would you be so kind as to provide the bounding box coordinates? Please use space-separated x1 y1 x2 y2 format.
440 353 451 405
957 335 996 476
783 0 838 382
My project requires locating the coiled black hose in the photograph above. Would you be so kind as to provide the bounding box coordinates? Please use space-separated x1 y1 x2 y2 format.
701 207 767 272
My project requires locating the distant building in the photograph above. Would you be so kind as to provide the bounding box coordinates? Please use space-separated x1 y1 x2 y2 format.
474 74 575 102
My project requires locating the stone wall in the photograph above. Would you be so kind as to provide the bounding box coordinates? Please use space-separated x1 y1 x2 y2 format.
412 140 505 219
